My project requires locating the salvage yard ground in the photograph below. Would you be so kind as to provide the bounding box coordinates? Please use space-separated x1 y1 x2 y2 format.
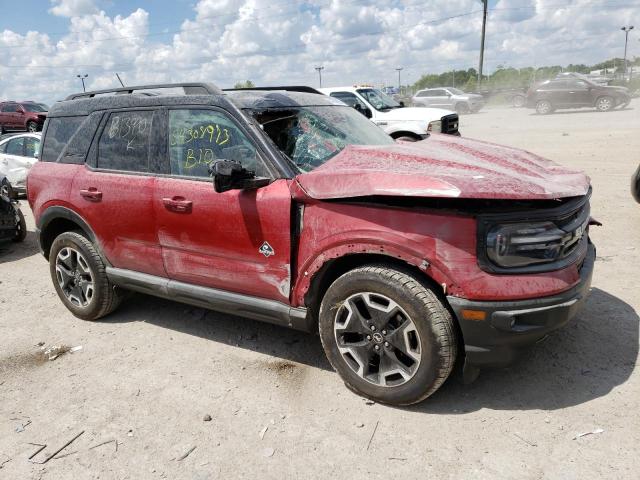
1 102 639 479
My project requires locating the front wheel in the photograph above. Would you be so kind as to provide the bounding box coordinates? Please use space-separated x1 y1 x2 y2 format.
512 95 525 108
595 96 614 112
394 135 419 142
455 103 470 114
49 231 123 320
319 266 458 405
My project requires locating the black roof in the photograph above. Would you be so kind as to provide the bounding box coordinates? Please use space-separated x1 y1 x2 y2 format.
48 82 335 118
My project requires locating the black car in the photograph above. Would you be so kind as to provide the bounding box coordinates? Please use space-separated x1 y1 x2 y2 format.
526 77 631 114
633 164 640 203
0 175 26 243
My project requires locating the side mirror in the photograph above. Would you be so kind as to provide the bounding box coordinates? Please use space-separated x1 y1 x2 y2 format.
211 159 269 193
17 108 25 115
399 101 405 107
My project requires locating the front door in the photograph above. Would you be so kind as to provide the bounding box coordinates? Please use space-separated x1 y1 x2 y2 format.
71 109 166 277
154 107 292 303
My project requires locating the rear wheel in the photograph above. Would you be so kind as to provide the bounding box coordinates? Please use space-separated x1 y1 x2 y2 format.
536 100 553 115
595 96 614 112
319 266 458 405
49 231 123 320
26 121 38 132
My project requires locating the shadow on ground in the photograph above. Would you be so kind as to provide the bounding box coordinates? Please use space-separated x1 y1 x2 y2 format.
0 231 40 264
104 286 637 412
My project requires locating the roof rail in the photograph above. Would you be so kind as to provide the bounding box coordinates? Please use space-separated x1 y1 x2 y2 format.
223 86 322 95
65 82 222 100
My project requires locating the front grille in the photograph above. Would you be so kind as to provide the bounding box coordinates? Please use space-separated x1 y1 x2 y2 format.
441 113 459 135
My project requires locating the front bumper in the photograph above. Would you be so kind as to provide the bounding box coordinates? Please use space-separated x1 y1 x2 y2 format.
447 242 596 369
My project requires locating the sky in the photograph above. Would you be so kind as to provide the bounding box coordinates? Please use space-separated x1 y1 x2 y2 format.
0 0 638 104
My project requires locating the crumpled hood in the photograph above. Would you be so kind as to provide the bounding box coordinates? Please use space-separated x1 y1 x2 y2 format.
293 134 590 200
377 106 455 121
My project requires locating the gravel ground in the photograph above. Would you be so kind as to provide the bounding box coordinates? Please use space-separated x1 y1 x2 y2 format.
1 101 638 480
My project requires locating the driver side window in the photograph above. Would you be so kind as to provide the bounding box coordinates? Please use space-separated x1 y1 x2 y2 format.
168 109 264 178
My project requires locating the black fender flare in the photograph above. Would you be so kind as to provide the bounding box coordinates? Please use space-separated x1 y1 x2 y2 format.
37 206 110 265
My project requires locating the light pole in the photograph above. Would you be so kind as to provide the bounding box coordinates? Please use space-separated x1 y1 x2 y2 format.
76 74 88 92
478 0 488 91
395 67 403 94
621 26 634 79
314 66 324 88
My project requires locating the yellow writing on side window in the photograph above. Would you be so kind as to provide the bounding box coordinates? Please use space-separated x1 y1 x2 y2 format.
170 124 230 147
184 148 216 169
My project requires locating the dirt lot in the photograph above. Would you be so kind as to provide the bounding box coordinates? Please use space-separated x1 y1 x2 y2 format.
1 102 639 480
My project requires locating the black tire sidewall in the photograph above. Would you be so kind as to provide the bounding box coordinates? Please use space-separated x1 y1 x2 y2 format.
319 269 451 405
49 232 109 320
12 209 26 242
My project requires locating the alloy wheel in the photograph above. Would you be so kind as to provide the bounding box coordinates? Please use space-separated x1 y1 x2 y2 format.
27 123 38 132
55 247 95 308
333 292 422 387
597 97 612 111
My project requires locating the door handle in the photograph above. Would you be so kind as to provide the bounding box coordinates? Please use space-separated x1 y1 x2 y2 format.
162 196 192 213
80 188 102 201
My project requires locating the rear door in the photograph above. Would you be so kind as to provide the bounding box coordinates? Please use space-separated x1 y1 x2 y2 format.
154 107 292 302
70 109 166 277
0 103 21 129
423 89 449 108
566 79 591 106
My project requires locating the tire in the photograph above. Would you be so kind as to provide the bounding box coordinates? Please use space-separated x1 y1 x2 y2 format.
49 231 123 321
12 209 26 243
26 121 38 132
536 100 553 115
395 135 419 142
455 103 470 114
0 125 4 134
595 96 614 112
318 266 458 405
1 179 15 200
512 95 525 108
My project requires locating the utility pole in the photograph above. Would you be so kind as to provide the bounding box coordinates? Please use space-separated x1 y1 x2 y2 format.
314 66 324 88
621 26 634 79
477 0 488 91
452 69 455 87
76 74 88 92
396 67 403 94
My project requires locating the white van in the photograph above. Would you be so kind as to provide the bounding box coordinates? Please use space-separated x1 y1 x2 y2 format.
320 86 459 140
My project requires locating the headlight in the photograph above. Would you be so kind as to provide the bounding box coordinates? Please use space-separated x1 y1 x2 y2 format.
486 221 576 268
427 120 441 133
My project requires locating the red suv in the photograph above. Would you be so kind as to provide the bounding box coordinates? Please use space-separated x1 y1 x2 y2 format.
0 101 48 133
28 83 596 405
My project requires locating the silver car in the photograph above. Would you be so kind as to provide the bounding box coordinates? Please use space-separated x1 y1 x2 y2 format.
0 132 40 198
412 87 484 114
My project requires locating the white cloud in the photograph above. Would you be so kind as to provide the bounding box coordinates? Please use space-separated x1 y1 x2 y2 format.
0 0 637 104
49 0 99 17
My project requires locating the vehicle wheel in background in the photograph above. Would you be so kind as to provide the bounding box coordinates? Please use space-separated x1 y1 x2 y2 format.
395 136 419 142
26 121 38 132
12 209 26 243
318 266 458 405
455 103 470 114
1 178 15 199
595 96 614 112
536 100 553 115
512 95 525 108
0 125 4 134
49 231 123 321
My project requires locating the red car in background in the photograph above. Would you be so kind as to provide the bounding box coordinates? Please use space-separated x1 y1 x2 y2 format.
0 101 48 133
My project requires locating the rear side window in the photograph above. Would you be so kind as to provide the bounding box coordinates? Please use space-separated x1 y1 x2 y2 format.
97 111 153 172
6 137 24 156
1 103 19 113
41 116 86 162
